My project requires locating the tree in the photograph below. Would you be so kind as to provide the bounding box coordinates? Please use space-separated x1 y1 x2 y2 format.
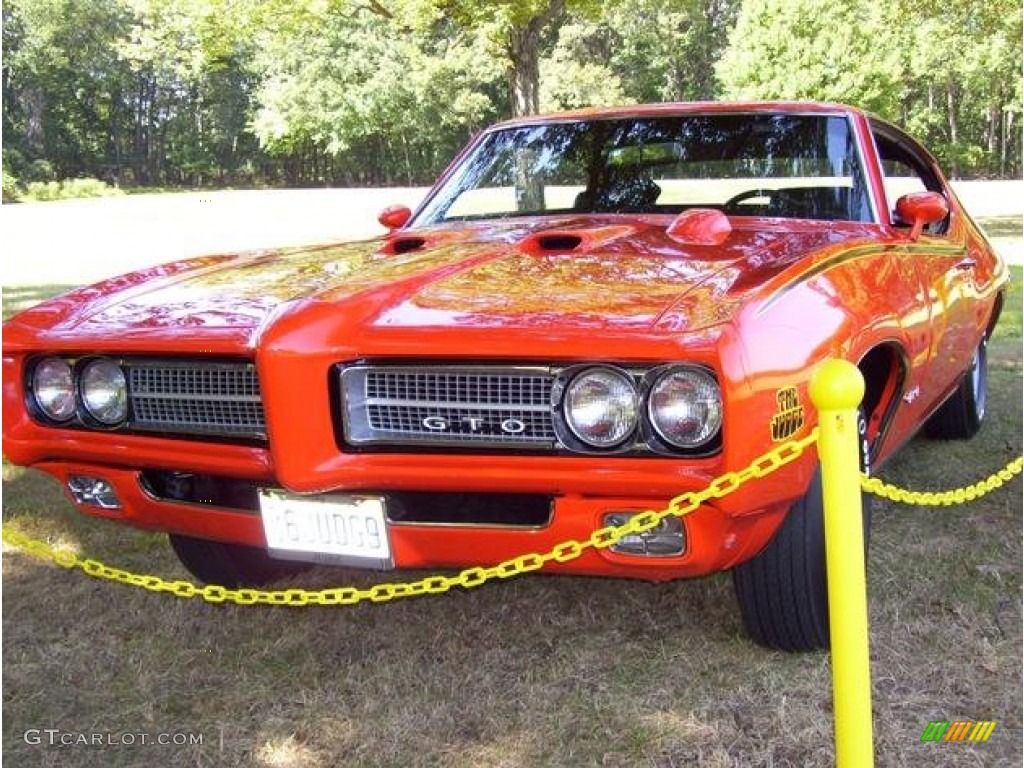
251 0 504 184
717 0 899 114
2 0 265 186
879 0 1021 177
717 0 1022 178
386 0 602 116
539 0 738 109
3 0 134 180
3 0 1018 187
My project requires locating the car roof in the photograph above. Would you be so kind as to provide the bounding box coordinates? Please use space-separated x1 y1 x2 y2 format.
491 101 864 129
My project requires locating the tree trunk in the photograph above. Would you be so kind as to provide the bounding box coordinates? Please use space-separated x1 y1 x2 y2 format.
506 0 565 117
945 80 959 178
23 85 46 153
401 133 413 186
507 25 541 116
146 79 160 184
1003 111 1016 178
134 77 148 184
986 104 998 156
111 89 124 185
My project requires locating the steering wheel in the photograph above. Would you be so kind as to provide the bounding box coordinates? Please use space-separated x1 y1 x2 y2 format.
723 188 776 213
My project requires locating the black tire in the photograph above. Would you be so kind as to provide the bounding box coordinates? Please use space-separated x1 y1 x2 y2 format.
732 414 872 652
925 340 988 439
169 534 311 588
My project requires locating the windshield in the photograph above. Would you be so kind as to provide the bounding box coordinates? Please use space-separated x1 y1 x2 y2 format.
413 113 873 225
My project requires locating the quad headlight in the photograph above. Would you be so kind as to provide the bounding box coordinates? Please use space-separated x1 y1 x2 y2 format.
79 359 128 425
647 367 722 449
564 367 638 448
31 357 76 422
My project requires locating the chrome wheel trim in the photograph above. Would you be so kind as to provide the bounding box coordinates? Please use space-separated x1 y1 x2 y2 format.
971 342 987 421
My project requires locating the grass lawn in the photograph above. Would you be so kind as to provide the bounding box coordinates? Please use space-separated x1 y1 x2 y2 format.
991 256 1022 342
2 269 1021 766
978 215 1023 240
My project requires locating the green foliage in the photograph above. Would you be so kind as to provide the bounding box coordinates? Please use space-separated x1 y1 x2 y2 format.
539 56 629 112
250 1 505 184
537 0 738 113
25 159 55 182
2 169 20 202
717 0 1022 178
21 178 126 201
3 0 260 187
717 0 898 111
1 0 1019 188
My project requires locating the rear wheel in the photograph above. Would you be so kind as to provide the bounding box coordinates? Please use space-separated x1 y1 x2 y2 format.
732 412 871 651
169 534 311 588
925 339 987 439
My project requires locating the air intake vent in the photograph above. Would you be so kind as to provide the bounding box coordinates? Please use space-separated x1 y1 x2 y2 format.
533 234 582 251
528 233 585 253
390 237 426 254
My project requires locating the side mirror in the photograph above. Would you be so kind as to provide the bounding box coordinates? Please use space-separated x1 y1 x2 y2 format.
378 204 412 231
894 191 948 241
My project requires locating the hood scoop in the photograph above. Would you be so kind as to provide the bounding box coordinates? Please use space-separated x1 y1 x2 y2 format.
666 208 732 245
519 224 635 255
378 236 427 255
524 233 583 252
388 237 427 255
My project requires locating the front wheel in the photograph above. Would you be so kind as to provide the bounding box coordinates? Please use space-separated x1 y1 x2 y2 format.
925 339 988 439
169 534 311 588
732 456 871 652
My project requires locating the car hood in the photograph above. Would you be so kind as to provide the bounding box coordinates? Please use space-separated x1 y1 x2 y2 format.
5 217 866 352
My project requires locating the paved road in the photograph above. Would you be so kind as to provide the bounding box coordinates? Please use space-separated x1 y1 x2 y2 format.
0 181 1019 289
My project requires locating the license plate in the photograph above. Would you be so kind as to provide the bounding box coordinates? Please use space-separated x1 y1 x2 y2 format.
259 490 393 569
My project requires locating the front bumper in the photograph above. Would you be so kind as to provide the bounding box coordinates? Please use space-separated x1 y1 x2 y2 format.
31 458 793 581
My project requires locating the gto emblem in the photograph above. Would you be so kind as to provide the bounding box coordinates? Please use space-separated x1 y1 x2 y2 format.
422 416 527 434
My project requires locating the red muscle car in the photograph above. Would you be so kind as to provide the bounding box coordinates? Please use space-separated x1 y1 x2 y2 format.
2 102 1007 650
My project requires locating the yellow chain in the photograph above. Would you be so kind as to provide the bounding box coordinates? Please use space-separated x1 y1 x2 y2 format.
1 431 820 606
860 456 1023 506
4 433 1021 605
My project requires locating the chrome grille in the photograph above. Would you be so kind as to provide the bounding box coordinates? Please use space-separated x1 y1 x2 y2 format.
341 366 556 449
127 361 265 440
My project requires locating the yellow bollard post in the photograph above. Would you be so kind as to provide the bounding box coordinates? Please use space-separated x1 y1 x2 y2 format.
809 359 873 768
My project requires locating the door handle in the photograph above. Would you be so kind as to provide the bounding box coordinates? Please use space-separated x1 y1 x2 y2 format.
954 258 977 271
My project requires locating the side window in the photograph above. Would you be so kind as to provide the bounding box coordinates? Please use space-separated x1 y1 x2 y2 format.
880 155 928 203
872 130 948 234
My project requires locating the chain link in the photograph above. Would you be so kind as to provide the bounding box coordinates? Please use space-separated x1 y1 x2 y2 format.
860 457 1023 506
3 430 1020 606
